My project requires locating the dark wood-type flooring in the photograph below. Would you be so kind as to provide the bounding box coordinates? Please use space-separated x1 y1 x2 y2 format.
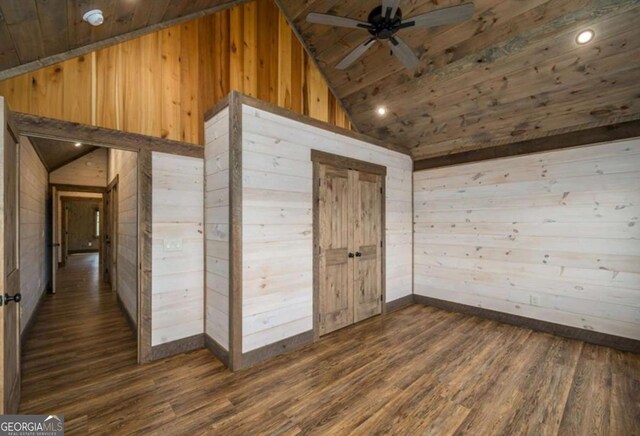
20 253 640 434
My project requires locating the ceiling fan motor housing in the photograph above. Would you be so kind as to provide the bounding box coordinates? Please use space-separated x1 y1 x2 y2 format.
367 5 403 39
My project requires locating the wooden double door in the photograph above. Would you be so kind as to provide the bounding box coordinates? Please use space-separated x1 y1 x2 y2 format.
317 157 384 336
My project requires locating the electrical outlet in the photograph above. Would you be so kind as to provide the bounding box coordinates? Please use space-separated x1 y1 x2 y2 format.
530 295 540 306
164 239 183 252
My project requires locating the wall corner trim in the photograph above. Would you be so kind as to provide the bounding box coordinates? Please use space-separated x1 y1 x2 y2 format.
385 295 414 314
228 91 244 371
151 334 205 361
204 334 230 368
239 330 314 371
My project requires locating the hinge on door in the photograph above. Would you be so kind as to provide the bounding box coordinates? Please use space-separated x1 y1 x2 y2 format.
380 187 383 194
380 294 383 302
380 240 383 247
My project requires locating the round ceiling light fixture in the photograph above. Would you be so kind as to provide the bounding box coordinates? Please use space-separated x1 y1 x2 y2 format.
74 142 82 147
376 106 387 116
83 9 104 26
576 29 595 45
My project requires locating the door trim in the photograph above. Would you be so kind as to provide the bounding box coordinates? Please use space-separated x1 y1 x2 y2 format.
311 150 387 342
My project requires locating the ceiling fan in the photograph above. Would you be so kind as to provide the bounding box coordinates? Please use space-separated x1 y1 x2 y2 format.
307 1 475 70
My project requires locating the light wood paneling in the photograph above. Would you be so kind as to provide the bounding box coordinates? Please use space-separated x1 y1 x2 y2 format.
241 102 412 353
18 137 48 334
151 152 204 346
413 138 640 340
205 108 231 350
49 148 107 187
108 149 138 325
0 0 351 148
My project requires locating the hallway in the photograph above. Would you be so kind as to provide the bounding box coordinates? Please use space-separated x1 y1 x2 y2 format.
19 253 137 430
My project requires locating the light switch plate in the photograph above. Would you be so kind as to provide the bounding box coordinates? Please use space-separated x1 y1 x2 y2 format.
164 239 183 252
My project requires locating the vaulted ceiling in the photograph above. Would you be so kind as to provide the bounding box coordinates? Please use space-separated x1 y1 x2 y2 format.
0 0 244 77
278 0 640 159
29 137 98 171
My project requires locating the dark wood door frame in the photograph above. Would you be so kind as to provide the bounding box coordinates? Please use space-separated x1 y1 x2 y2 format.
104 176 119 287
311 150 387 342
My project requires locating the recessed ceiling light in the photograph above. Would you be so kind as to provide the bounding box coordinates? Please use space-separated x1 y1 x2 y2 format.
74 142 82 147
576 29 595 45
83 9 104 27
376 106 387 116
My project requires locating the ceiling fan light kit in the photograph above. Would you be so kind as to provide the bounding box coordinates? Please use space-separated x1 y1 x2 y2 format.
307 1 475 70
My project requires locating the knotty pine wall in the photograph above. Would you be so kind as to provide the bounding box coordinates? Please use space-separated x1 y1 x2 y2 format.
0 0 350 146
108 149 138 325
204 108 230 350
19 137 49 334
413 139 640 340
151 152 204 346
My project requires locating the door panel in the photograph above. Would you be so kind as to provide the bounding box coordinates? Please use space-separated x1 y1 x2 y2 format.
354 171 382 322
1 99 21 414
318 160 383 336
318 164 352 335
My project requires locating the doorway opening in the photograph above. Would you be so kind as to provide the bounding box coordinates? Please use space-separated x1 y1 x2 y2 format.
13 135 143 414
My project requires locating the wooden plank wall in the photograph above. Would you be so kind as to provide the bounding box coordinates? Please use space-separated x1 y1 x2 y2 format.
19 136 48 333
204 108 230 350
49 148 107 187
108 149 138 325
241 104 413 353
413 139 640 340
151 152 204 346
0 0 350 146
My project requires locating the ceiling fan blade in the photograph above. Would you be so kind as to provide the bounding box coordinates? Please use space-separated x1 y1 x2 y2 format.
306 13 370 29
403 3 475 29
382 0 401 19
336 39 377 70
388 36 420 70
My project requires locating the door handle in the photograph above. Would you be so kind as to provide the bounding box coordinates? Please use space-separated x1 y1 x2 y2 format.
348 252 355 258
4 293 21 305
52 243 61 247
355 252 362 257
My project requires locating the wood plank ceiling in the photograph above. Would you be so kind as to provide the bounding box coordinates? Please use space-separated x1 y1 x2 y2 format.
28 137 98 171
0 0 245 78
277 0 640 159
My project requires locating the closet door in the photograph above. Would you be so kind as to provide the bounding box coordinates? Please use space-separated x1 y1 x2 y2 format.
353 171 383 322
318 163 353 335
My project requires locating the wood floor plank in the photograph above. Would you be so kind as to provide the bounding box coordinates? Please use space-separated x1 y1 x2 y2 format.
18 253 640 435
